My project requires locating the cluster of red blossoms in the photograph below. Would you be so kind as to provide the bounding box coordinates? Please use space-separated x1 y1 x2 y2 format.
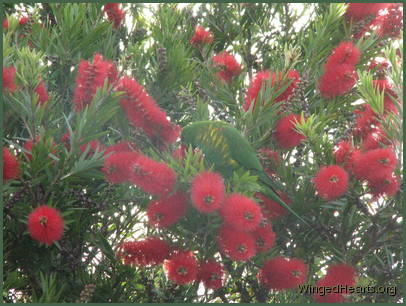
27 205 64 245
3 147 21 182
103 3 125 28
117 76 181 146
117 238 224 289
190 26 214 45
73 53 118 111
243 69 300 111
257 257 308 290
319 41 360 99
3 66 49 105
211 51 241 82
314 263 357 303
345 3 403 39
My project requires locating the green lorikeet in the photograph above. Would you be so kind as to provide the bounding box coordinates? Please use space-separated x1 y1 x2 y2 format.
181 120 309 225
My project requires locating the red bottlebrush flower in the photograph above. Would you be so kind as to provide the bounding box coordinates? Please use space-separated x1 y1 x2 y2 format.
116 240 138 266
244 70 271 111
256 191 291 219
103 3 125 28
343 149 362 174
191 171 225 213
353 104 379 136
345 3 389 21
212 51 241 82
362 128 391 151
147 191 188 228
129 154 176 196
102 151 139 184
313 165 349 201
384 94 399 115
252 221 276 253
73 53 118 111
117 76 181 146
314 263 357 303
164 250 199 285
274 69 300 102
27 205 64 245
3 19 8 29
19 16 29 26
376 4 403 38
325 42 360 70
3 147 20 181
274 114 306 149
217 226 256 261
220 193 262 232
198 260 224 290
190 26 214 45
333 140 353 165
258 257 308 290
243 69 300 111
3 66 17 92
319 64 357 99
104 141 137 156
368 174 400 198
117 237 169 267
352 148 397 180
34 80 49 105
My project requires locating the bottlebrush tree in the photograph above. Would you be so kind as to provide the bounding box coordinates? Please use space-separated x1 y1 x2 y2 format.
2 3 403 303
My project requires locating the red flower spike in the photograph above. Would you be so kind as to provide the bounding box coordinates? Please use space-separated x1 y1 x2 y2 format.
325 41 361 70
352 148 397 181
314 165 349 201
376 4 403 38
314 263 357 303
274 114 306 149
345 3 389 22
190 26 214 45
256 191 291 220
3 147 20 181
117 237 169 267
103 3 125 28
333 141 353 165
3 19 8 29
217 226 256 261
212 51 241 82
258 257 308 290
220 193 262 232
244 69 300 111
147 191 188 228
3 66 17 92
319 64 357 99
73 53 118 112
191 171 225 213
164 250 199 285
28 205 64 245
368 174 400 198
103 151 139 184
252 221 276 253
19 16 29 26
129 154 176 196
117 76 181 146
244 70 271 111
34 80 49 105
198 260 224 290
361 128 391 151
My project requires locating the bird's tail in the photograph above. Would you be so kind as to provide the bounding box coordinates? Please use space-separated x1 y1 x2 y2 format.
258 171 311 227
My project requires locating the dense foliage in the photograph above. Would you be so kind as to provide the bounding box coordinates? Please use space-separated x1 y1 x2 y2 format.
2 3 403 303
